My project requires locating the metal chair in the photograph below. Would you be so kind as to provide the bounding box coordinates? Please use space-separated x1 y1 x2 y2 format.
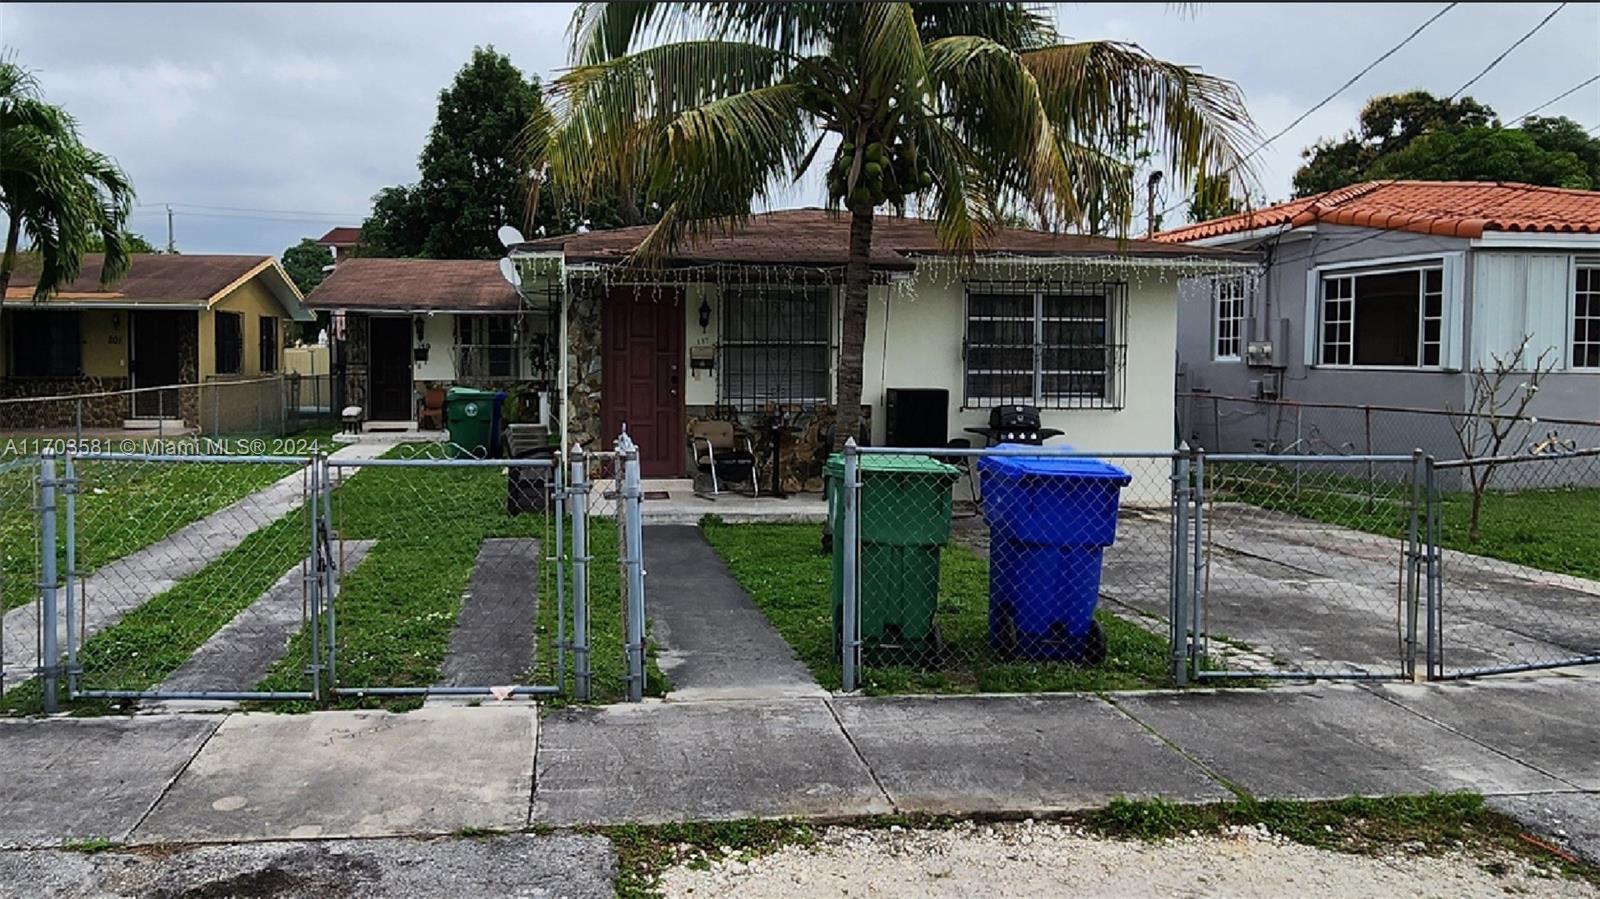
689 420 760 499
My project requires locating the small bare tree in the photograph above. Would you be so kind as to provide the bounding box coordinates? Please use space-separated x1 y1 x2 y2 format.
1446 335 1558 543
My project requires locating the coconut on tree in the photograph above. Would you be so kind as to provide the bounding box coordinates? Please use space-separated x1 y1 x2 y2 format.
535 2 1258 449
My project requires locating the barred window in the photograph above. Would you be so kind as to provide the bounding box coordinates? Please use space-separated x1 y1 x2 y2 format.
455 315 518 380
718 285 830 408
1575 264 1600 369
963 282 1126 409
1214 276 1246 361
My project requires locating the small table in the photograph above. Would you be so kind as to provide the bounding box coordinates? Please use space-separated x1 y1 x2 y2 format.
764 420 795 498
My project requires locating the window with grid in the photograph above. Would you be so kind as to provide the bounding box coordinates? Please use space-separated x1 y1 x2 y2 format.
964 283 1125 409
214 312 243 374
718 285 831 408
1575 264 1600 369
1318 266 1442 367
455 315 518 379
1214 276 1246 361
258 316 279 373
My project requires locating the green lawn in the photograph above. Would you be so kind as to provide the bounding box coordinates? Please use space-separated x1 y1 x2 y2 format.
1208 462 1600 581
700 519 1174 694
255 445 664 709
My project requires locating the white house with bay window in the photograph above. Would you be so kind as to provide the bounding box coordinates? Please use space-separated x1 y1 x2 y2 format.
509 209 1248 489
1159 180 1600 455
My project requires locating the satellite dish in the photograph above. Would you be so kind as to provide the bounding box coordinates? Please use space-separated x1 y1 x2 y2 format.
496 225 526 248
498 257 520 287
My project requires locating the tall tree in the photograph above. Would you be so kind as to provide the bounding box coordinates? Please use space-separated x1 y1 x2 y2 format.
0 59 135 302
1292 91 1598 195
359 46 628 259
279 238 333 294
540 2 1256 449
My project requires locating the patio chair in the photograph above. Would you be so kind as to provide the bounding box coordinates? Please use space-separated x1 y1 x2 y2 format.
417 387 445 430
689 420 760 499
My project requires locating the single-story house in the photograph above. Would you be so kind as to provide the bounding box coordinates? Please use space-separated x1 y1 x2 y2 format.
303 258 548 426
509 208 1250 488
1156 180 1600 455
1 253 312 429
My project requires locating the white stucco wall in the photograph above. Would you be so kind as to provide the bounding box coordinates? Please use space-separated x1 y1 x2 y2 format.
413 312 455 382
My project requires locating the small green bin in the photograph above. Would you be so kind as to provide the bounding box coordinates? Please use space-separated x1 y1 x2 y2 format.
825 452 961 663
444 387 504 458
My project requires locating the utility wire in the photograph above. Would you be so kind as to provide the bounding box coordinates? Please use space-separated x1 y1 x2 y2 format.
1511 73 1600 123
1447 3 1566 101
1156 2 1457 224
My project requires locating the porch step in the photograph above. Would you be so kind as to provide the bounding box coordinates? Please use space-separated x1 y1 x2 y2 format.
121 419 187 432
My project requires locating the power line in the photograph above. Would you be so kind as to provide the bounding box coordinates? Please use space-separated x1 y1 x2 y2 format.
1448 2 1567 101
134 202 364 220
1157 2 1457 223
1511 73 1600 123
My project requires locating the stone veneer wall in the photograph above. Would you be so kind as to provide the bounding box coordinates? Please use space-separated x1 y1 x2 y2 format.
340 312 370 414
686 404 871 493
0 376 132 429
564 284 605 451
176 313 200 425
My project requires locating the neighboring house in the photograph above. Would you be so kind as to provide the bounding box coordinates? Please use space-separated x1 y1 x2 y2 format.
314 227 363 265
303 258 544 425
509 208 1249 485
1 254 311 429
1157 181 1600 455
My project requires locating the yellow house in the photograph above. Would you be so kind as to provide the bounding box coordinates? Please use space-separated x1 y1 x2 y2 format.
1 254 312 429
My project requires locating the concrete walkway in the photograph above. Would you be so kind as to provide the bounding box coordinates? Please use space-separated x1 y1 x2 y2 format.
1 442 389 694
433 538 540 688
1 674 1596 852
642 525 824 700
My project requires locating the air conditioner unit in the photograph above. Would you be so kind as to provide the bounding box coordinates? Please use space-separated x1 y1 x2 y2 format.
1246 341 1274 366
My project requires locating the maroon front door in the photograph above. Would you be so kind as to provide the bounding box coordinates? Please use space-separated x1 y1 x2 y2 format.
602 287 685 477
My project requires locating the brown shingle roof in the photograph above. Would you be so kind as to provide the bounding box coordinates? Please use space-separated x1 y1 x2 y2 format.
1155 181 1600 244
5 254 273 304
515 208 1240 268
315 227 363 247
303 258 519 312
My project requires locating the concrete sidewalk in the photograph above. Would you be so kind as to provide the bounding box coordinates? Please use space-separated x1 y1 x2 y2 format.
0 676 1596 852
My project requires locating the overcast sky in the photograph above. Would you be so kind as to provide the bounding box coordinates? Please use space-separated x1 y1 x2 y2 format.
5 2 1597 256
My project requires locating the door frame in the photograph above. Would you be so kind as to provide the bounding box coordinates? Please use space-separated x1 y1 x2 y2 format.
366 314 415 422
128 309 187 420
601 287 686 478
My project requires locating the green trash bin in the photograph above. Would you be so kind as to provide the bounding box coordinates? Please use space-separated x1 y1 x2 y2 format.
825 452 961 664
444 387 502 458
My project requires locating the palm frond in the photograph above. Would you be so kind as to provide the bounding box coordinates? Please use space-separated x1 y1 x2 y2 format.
912 2 1055 48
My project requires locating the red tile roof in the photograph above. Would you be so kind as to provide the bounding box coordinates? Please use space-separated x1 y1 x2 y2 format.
303 258 519 311
1155 181 1600 244
6 253 274 304
314 226 363 247
516 208 1242 268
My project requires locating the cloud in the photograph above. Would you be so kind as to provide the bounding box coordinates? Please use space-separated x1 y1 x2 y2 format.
6 2 1596 254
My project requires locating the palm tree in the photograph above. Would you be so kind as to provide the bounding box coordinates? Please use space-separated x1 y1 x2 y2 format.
1 59 135 304
537 3 1258 449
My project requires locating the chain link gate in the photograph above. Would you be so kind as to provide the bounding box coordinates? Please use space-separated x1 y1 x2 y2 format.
1186 452 1424 683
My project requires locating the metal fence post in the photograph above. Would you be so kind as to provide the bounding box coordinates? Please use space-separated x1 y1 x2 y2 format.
1170 449 1191 684
619 432 647 703
569 444 591 701
552 457 568 694
306 455 324 701
318 453 338 692
841 438 861 692
62 452 78 698
38 450 59 713
1403 448 1424 681
1433 457 1446 675
1191 448 1207 673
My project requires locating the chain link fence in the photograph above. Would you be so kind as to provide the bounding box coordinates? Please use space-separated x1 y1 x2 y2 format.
0 375 337 441
0 455 40 695
1427 447 1600 678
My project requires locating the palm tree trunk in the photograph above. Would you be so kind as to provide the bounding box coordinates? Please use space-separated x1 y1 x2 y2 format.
832 208 874 451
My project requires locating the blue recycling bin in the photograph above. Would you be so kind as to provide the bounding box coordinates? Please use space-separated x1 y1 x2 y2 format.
978 447 1132 662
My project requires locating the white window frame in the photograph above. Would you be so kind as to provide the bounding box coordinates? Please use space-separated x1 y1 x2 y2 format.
1213 275 1246 362
962 283 1124 410
1316 263 1445 370
1574 260 1600 370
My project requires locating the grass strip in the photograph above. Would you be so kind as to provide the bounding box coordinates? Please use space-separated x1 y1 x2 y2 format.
699 519 1173 694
